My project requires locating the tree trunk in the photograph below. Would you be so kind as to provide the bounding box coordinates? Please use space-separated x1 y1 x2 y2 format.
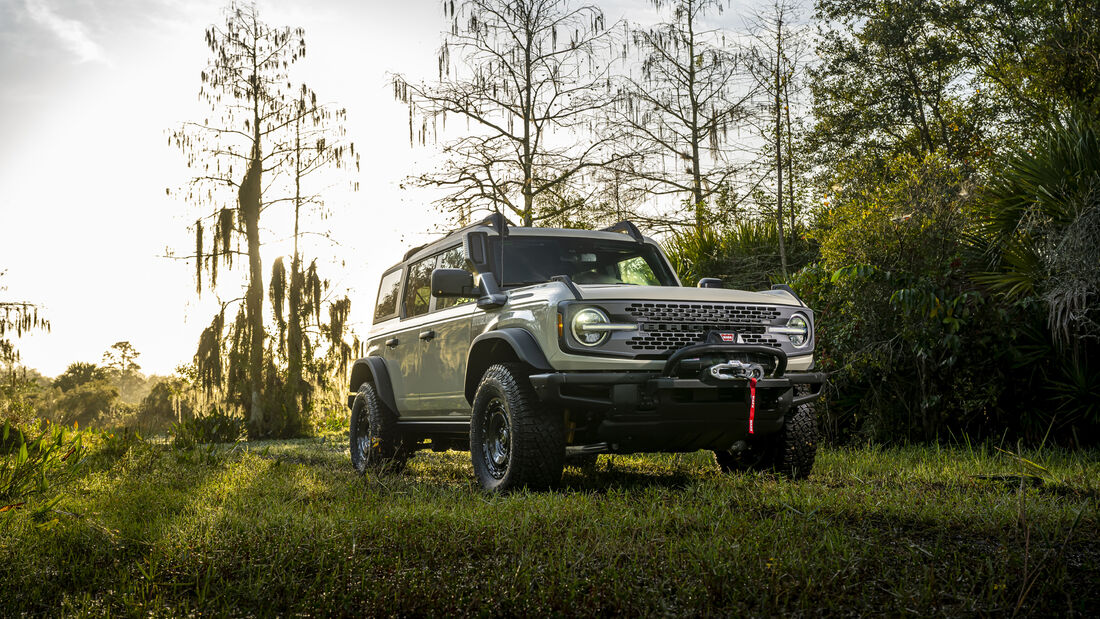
287 113 304 433
774 14 789 279
687 9 705 231
241 153 265 434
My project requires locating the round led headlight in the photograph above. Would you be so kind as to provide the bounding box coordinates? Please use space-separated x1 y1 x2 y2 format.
571 307 611 347
787 313 809 347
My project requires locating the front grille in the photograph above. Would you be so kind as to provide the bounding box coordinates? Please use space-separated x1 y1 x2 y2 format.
621 303 782 353
624 302 781 323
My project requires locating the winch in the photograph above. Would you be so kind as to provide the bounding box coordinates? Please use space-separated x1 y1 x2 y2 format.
706 360 765 381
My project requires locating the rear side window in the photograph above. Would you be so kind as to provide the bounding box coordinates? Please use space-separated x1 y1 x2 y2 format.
373 269 402 323
403 255 435 318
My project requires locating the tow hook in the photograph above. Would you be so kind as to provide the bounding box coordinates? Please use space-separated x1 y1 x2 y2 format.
707 360 765 381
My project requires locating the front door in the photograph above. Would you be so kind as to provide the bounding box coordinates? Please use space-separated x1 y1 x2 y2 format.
396 246 476 417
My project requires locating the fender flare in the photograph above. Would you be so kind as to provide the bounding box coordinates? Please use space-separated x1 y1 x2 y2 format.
347 356 398 413
464 328 553 403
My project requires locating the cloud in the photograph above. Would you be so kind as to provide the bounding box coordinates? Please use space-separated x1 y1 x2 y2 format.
23 0 106 64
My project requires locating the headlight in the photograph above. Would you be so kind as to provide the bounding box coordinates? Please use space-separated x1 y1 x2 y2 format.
571 307 611 346
787 313 809 347
768 313 810 347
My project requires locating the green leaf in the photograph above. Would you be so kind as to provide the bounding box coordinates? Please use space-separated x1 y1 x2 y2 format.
17 443 28 466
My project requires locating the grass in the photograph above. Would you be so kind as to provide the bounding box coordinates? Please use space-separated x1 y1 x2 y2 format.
1 435 1097 616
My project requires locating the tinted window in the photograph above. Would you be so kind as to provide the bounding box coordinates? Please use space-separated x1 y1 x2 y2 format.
491 237 676 287
403 255 435 318
373 269 402 322
436 246 475 310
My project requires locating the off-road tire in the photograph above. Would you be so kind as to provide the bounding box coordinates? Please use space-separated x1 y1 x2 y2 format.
774 387 818 480
470 363 565 492
349 382 407 474
713 386 818 479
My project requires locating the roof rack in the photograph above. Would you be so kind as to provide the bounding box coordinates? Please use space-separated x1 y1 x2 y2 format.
402 213 515 262
601 220 645 243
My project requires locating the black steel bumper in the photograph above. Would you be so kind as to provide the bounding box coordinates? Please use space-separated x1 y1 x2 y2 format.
528 343 826 452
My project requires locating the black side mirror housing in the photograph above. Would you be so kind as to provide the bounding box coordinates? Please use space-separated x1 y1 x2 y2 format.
431 268 476 298
698 278 723 289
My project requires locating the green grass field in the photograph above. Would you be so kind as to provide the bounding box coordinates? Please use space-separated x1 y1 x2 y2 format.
2 436 1097 616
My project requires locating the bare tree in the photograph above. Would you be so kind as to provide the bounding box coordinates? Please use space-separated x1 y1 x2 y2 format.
609 0 757 232
746 0 810 277
171 2 305 434
266 90 358 426
393 0 622 226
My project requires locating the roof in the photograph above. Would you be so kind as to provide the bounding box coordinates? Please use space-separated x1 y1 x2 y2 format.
391 217 656 270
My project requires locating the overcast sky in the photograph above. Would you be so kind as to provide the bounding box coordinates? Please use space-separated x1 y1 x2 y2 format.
0 0 775 377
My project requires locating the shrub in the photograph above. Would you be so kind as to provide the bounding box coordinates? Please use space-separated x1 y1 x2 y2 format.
171 408 244 449
663 219 817 289
1 421 86 506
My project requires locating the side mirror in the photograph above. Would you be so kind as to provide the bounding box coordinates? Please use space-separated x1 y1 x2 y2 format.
431 268 476 298
698 278 723 289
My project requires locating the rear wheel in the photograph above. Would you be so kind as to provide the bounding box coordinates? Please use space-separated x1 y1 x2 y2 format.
713 437 777 473
349 382 407 474
774 392 818 480
470 363 564 492
713 386 817 479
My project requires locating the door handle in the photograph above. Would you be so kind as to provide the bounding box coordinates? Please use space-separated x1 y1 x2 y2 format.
418 330 436 341
385 338 399 348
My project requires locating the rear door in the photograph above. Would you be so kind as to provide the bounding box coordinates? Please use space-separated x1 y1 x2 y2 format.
391 253 437 414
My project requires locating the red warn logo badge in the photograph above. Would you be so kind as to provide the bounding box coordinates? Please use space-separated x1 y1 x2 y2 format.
720 333 737 342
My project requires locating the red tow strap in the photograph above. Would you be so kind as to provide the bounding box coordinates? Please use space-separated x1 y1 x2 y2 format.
748 377 757 435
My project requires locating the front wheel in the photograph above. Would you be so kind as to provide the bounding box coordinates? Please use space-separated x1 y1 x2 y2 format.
469 363 564 492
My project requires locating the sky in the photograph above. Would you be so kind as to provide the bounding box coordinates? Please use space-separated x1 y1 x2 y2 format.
0 0 772 378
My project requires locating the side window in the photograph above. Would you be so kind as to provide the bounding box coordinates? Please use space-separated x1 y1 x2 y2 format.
403 255 435 318
436 246 475 310
373 269 402 323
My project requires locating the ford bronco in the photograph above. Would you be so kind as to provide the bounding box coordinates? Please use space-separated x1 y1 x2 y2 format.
348 215 825 491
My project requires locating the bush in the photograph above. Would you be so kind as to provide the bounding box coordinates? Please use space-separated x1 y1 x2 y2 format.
1 420 86 506
171 408 245 449
663 219 817 289
791 153 1014 442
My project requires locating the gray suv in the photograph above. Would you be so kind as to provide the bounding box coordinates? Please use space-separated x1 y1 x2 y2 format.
348 216 825 491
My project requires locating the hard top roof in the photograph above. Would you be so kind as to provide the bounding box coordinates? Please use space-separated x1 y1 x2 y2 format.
388 217 656 271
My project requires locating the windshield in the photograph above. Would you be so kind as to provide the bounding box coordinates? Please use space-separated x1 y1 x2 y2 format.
490 235 678 287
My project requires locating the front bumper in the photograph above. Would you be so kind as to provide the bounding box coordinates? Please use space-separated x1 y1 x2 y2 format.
528 343 826 452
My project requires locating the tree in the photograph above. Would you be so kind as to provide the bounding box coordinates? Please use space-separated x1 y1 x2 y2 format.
53 362 108 393
609 0 756 231
393 0 620 226
268 91 357 422
1 271 49 383
746 0 812 277
809 0 987 174
102 341 141 374
172 2 306 434
948 0 1100 127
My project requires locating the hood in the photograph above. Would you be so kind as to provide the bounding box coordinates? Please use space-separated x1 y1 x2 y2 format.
573 284 803 307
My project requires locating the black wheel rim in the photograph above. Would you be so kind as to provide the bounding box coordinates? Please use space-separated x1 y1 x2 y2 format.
355 405 374 468
482 396 511 479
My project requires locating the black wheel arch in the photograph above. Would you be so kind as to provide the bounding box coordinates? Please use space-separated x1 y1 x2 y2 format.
464 329 553 404
348 356 398 413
